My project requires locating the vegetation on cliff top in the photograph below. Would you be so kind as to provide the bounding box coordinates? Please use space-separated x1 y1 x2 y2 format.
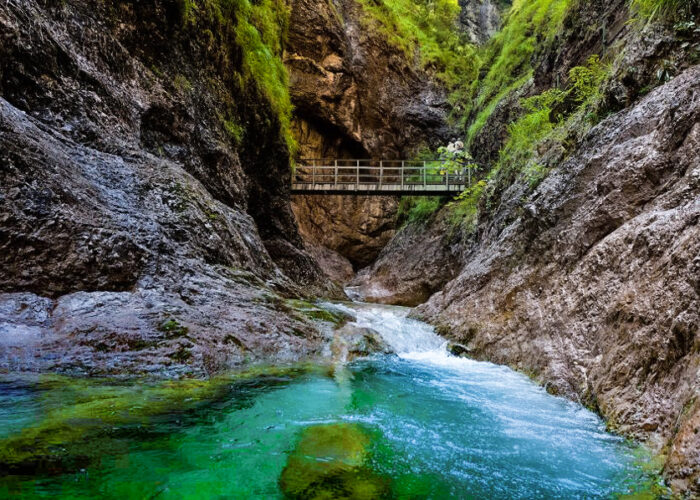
632 0 697 22
354 0 480 87
412 0 696 232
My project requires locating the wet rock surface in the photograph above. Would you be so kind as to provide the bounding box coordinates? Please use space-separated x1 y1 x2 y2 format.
0 0 342 376
350 212 463 306
458 0 507 44
331 323 393 362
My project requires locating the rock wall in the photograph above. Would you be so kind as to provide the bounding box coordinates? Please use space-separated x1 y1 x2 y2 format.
285 0 458 276
292 195 399 271
0 0 341 377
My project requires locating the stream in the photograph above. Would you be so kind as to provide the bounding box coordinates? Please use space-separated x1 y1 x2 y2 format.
0 302 655 498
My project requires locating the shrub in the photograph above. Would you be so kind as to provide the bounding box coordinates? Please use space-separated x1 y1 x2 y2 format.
448 179 487 231
397 197 444 224
631 0 697 23
568 55 609 104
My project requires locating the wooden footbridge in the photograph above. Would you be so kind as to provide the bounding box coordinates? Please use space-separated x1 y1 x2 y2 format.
291 159 473 196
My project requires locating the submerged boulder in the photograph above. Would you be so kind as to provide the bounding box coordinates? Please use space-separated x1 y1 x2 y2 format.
279 423 390 500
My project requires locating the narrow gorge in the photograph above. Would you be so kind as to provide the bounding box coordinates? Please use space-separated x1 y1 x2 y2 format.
1 0 698 497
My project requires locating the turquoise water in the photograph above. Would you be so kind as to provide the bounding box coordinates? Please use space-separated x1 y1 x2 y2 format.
0 304 655 498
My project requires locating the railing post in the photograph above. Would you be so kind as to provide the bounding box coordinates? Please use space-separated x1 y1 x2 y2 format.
401 160 404 189
423 161 426 187
379 160 383 187
356 159 360 186
334 159 338 187
312 159 316 186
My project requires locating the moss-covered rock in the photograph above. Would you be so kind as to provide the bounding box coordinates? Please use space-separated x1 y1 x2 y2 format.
0 367 315 475
279 423 390 499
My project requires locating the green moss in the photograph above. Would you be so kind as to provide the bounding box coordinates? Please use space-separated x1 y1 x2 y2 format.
173 73 193 92
0 376 228 474
159 318 189 338
464 71 531 142
354 0 480 88
286 299 352 325
397 196 444 225
279 423 390 500
0 367 317 475
223 118 244 144
178 0 296 154
613 447 670 498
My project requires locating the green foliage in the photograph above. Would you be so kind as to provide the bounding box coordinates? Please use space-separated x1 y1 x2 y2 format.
449 54 611 228
178 0 296 154
435 143 478 174
499 88 566 172
173 73 193 92
223 118 245 144
630 0 697 23
397 197 444 224
496 55 610 178
448 179 487 231
568 55 609 104
453 0 572 143
354 0 480 87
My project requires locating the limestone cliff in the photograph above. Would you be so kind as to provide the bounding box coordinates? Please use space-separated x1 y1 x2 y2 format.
458 0 507 44
0 0 342 376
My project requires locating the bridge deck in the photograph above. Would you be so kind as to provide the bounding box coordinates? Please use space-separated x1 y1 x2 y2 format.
291 159 473 196
291 183 466 195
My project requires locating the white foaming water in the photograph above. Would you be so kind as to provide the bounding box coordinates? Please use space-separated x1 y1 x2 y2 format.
319 300 648 498
352 303 445 354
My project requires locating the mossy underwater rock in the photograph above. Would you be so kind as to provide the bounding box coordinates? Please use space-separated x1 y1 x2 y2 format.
0 367 314 475
279 423 391 499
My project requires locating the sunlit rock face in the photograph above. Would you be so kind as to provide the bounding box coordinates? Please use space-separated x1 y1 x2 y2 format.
292 195 399 273
285 0 457 277
0 0 343 376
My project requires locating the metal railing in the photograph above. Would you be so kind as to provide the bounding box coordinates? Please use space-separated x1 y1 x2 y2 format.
291 159 474 193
